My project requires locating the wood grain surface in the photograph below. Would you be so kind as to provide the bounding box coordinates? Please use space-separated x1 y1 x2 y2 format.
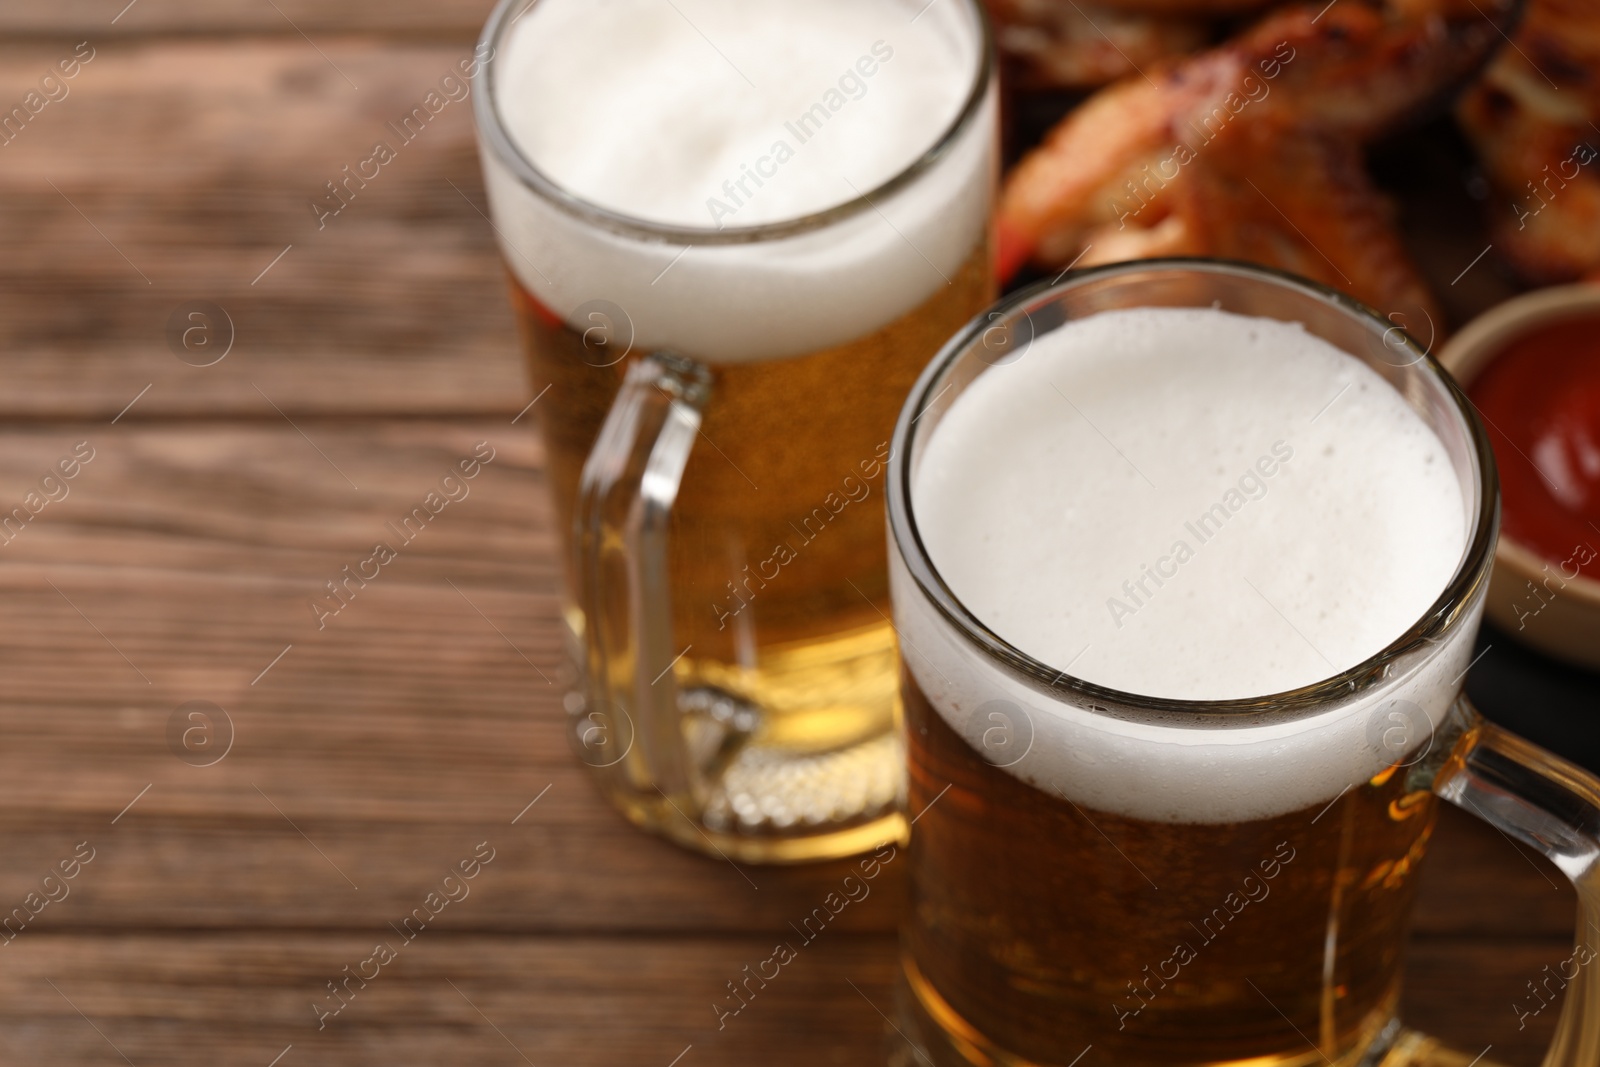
0 5 1589 1066
1 0 496 38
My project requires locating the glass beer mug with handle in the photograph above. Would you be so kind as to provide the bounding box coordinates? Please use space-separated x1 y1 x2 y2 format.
885 260 1600 1066
472 0 998 862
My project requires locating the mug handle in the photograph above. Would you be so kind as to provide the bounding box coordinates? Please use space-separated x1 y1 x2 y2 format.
573 351 712 806
1401 698 1600 1067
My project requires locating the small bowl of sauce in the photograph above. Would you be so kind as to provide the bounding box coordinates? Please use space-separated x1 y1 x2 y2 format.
1440 284 1600 670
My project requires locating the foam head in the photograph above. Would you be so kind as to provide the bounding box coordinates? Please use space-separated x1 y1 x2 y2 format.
476 0 995 363
498 0 971 229
895 307 1477 823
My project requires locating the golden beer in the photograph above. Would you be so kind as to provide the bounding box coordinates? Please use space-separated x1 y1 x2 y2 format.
901 671 1434 1067
509 242 993 844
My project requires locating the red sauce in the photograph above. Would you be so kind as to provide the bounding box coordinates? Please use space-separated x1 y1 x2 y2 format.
1469 315 1600 582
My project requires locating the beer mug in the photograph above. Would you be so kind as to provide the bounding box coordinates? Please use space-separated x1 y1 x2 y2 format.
473 0 998 861
886 261 1600 1066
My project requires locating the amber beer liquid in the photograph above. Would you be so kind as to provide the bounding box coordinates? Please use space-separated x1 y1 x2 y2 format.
510 242 991 789
903 690 1434 1066
891 301 1477 1065
474 0 997 859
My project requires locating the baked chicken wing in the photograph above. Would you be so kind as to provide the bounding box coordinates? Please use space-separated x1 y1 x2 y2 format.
1457 0 1600 282
998 0 1520 319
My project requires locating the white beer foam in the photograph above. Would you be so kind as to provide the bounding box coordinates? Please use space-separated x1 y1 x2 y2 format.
897 308 1476 823
479 0 993 364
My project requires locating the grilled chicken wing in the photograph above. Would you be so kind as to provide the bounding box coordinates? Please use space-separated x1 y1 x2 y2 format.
1457 0 1600 282
998 0 1519 319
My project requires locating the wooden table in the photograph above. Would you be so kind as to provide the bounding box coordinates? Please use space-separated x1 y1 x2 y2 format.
0 3 1585 1064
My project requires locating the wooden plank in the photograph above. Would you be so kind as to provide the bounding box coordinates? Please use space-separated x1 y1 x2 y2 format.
0 40 525 419
1410 806 1577 940
0 421 549 583
0 933 901 1066
1403 940 1571 1067
0 421 909 934
0 934 1565 1066
0 0 493 39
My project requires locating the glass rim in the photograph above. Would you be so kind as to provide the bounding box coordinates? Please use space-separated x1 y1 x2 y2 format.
887 257 1502 725
472 0 995 246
